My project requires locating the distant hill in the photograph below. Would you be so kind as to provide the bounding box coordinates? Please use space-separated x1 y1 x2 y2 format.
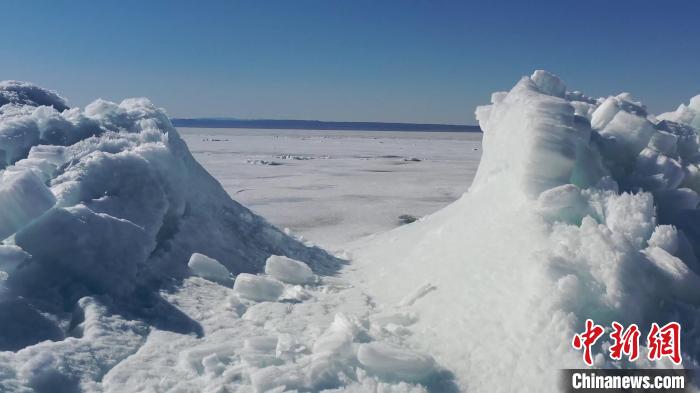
170 118 481 132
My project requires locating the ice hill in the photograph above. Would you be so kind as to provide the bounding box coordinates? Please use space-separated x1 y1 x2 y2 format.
349 71 700 391
0 79 342 313
0 81 368 391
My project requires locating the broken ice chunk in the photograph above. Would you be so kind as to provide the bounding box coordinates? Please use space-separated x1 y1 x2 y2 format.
10 158 57 181
201 353 224 375
648 131 678 156
187 253 232 285
241 302 289 325
655 188 700 215
370 311 418 328
0 169 56 239
309 313 360 388
281 285 311 302
312 313 359 357
531 70 566 98
598 110 656 162
182 344 237 374
647 225 679 254
233 273 284 302
250 364 305 392
642 247 700 304
242 336 281 368
398 282 436 307
264 255 314 285
245 336 278 353
633 148 684 191
591 97 620 130
655 120 699 160
26 145 66 166
357 342 436 382
0 245 30 273
276 333 305 359
536 184 590 224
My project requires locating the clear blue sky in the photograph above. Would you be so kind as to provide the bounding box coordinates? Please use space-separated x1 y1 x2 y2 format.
1 0 698 124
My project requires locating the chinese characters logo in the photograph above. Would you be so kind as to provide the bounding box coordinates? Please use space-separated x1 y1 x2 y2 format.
572 319 681 366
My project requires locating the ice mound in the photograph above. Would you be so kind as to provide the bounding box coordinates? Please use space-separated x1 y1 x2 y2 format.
0 81 339 290
0 80 68 112
0 81 344 390
350 71 700 391
0 81 450 392
658 95 700 131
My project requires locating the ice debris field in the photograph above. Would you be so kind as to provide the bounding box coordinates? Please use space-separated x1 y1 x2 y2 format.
0 72 699 392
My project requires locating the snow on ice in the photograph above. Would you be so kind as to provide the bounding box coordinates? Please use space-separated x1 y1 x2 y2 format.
1 71 700 392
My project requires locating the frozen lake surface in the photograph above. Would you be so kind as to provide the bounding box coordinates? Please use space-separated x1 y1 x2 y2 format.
179 128 482 249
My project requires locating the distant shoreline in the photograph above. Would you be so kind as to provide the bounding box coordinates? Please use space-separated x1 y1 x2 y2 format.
171 118 481 133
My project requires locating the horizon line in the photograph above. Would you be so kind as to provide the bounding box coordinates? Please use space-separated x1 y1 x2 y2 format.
170 117 481 132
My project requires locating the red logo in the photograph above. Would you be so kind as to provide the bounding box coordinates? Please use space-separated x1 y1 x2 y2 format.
572 319 605 366
647 322 682 365
609 322 640 362
572 320 681 366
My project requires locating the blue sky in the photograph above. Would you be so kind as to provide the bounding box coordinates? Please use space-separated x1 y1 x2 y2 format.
1 0 698 124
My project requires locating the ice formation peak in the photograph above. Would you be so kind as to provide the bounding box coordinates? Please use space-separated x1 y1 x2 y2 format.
474 70 581 196
475 70 700 203
0 80 68 111
0 81 342 351
472 70 700 323
352 70 700 390
658 94 700 131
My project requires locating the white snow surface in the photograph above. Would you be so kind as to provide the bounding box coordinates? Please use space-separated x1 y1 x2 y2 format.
2 72 700 392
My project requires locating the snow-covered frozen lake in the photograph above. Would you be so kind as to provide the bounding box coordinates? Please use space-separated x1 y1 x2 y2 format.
179 128 482 249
